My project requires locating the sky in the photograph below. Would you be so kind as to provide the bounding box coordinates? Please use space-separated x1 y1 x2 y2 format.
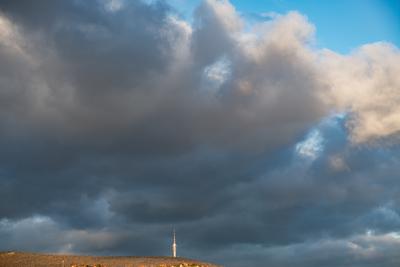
0 1 399 267
171 0 400 53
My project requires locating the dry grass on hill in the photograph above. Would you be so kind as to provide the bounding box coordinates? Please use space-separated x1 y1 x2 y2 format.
0 251 222 267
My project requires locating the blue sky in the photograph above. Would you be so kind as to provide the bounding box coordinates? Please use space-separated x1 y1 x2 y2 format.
171 0 400 53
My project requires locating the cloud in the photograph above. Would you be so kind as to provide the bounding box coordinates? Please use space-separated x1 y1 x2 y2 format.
0 1 399 267
321 42 400 144
0 215 141 254
213 231 400 267
0 0 327 157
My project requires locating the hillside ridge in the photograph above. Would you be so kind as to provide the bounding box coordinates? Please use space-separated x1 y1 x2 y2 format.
0 251 223 267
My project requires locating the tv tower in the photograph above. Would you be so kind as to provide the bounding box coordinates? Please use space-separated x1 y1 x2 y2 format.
172 228 177 258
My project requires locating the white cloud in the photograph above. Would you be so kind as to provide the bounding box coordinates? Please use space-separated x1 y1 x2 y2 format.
202 56 231 92
321 42 400 144
101 0 124 12
203 0 242 33
296 129 324 160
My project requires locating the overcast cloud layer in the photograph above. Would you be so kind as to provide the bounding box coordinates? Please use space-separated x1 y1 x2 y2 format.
0 1 400 266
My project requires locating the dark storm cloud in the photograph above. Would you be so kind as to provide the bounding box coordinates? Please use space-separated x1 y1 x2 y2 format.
182 116 400 266
1 1 400 267
0 0 325 217
0 0 328 155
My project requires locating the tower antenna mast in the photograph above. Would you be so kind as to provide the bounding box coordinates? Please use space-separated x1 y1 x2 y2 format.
172 228 177 258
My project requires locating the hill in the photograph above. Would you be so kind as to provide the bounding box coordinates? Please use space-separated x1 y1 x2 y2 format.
0 251 222 267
